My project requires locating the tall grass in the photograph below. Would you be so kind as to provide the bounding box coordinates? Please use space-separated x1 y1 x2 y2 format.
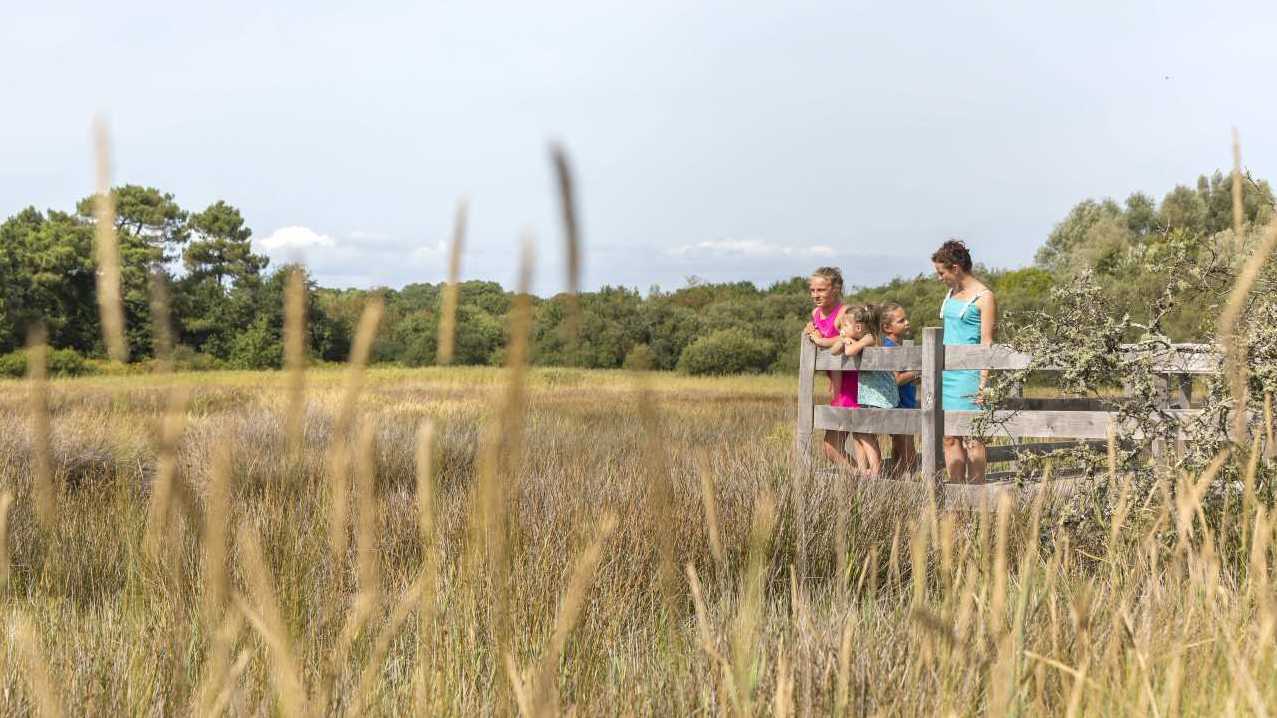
0 361 1273 714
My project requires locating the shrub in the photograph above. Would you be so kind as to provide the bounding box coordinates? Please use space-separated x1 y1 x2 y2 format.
0 351 25 378
676 328 773 376
0 348 93 378
48 348 90 376
623 343 655 371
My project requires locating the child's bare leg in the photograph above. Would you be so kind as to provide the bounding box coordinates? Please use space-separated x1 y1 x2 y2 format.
855 433 882 476
943 435 968 482
890 435 917 477
965 438 988 483
822 430 852 469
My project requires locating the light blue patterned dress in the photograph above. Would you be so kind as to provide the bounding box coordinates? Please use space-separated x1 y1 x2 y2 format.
940 290 985 411
857 343 900 408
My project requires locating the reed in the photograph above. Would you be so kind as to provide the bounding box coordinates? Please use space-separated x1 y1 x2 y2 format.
91 117 128 363
9 613 62 718
26 326 55 533
0 491 12 587
236 522 309 717
283 267 307 464
551 143 582 342
436 198 468 366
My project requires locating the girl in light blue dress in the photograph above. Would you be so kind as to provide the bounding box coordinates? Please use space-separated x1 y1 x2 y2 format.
833 303 898 476
932 240 997 483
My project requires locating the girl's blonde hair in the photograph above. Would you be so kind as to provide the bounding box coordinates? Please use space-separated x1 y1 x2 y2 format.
843 303 882 336
810 266 844 297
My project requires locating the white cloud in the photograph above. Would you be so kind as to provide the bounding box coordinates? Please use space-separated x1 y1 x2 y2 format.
259 225 336 250
667 238 837 258
411 240 448 260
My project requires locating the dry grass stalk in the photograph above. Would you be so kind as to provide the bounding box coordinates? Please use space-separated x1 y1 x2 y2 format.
1232 128 1244 247
326 439 351 563
638 382 677 611
416 420 436 544
356 572 428 712
148 272 174 372
326 297 383 561
354 420 382 597
26 326 56 533
990 491 1012 635
695 450 725 571
1217 216 1277 442
551 143 582 341
773 642 794 718
235 522 308 717
92 117 128 363
412 420 442 705
143 385 190 562
0 491 13 587
835 615 854 714
192 612 245 716
283 267 307 463
1265 392 1274 458
505 653 535 717
436 198 468 365
731 491 777 715
530 513 618 716
201 443 234 629
10 612 63 718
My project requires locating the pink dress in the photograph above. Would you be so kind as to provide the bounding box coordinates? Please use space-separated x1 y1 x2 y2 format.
812 304 859 408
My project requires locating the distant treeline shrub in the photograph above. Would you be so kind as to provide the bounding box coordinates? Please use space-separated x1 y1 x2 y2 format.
0 348 92 378
1 169 1270 374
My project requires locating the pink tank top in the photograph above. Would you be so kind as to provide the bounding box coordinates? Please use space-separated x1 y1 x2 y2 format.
812 304 859 408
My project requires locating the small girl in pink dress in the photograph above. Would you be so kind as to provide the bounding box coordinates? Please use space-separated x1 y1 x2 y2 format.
803 267 861 470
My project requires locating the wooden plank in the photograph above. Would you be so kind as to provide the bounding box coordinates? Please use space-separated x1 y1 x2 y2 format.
944 345 1032 370
946 410 1115 439
920 327 945 483
813 344 922 371
947 408 1235 440
1001 397 1108 412
814 406 921 435
795 336 816 469
986 440 1106 463
943 344 1221 374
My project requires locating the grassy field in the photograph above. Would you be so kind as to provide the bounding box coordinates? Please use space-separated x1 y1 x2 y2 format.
0 364 1273 715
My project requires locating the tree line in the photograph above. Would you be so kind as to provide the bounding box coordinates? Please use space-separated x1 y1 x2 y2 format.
0 171 1272 376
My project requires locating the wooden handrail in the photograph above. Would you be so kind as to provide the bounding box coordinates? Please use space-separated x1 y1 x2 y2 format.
793 326 1260 489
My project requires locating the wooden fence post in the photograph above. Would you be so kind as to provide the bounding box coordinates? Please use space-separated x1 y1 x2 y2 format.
920 327 945 485
796 335 816 471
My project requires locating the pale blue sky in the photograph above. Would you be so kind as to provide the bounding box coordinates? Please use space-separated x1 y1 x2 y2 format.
3 1 1275 293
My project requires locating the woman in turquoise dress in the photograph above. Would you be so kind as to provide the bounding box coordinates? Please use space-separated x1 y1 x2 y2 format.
932 240 997 483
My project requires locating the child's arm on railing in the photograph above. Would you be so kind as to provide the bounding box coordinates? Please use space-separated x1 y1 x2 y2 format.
841 333 876 357
895 369 918 386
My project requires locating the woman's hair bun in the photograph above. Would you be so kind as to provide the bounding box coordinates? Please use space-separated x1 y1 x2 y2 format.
931 239 973 272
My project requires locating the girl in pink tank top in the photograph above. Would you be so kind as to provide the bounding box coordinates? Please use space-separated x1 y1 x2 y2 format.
803 268 861 471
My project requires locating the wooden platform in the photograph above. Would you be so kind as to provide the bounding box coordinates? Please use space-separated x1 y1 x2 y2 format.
815 469 1091 511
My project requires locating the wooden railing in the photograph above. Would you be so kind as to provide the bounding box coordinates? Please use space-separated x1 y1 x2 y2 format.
795 327 1258 485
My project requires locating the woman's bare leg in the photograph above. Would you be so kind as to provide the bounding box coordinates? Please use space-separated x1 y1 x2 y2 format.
965 438 988 483
943 435 968 482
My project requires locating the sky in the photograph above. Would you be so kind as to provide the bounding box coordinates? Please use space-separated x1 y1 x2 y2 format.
3 0 1277 295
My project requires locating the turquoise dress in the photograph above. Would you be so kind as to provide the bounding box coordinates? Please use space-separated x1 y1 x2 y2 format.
857 350 899 409
941 290 985 411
